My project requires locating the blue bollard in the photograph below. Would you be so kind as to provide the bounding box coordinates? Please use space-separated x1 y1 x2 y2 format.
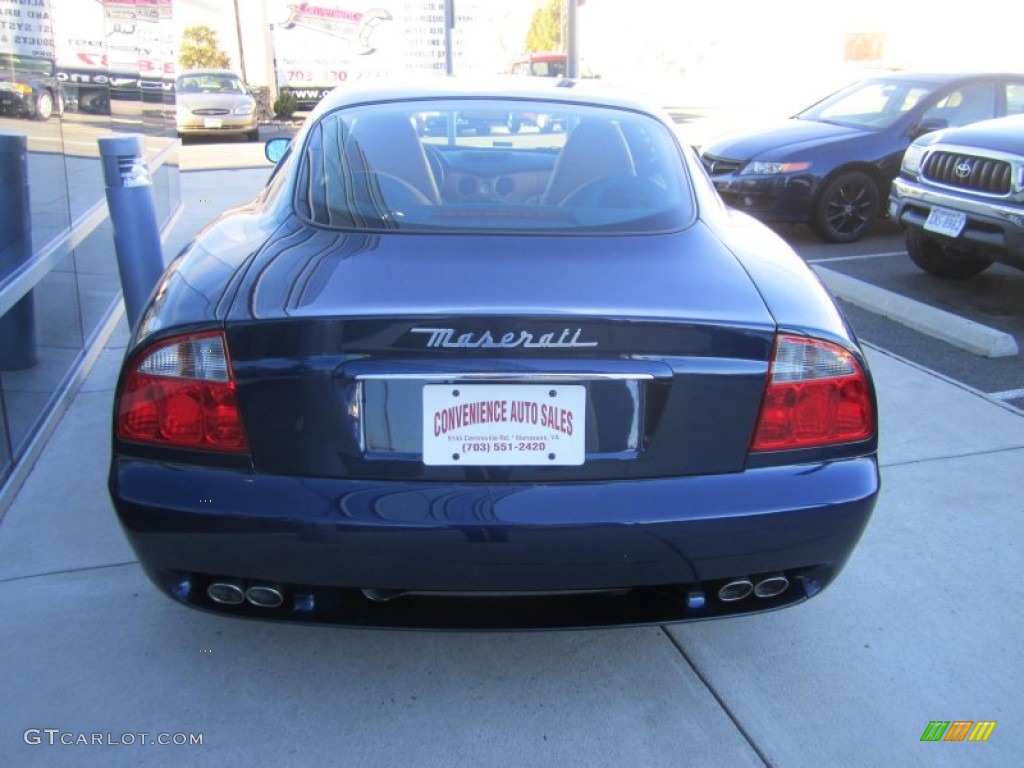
98 135 166 330
0 132 36 371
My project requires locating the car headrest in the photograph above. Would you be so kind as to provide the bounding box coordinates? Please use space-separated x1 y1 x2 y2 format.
542 120 636 205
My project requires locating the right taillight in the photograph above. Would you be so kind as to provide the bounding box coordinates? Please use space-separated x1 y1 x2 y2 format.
751 335 874 452
116 331 249 452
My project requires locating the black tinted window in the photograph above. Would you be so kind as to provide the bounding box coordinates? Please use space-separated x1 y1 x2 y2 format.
295 98 693 234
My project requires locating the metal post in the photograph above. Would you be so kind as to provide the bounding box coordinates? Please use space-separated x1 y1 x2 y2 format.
567 0 579 79
444 0 454 76
0 133 36 371
233 0 248 83
98 135 165 330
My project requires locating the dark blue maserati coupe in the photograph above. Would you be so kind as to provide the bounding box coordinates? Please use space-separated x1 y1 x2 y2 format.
109 80 879 629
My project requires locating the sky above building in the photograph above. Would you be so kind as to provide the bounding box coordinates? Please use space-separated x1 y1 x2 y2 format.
174 0 1023 111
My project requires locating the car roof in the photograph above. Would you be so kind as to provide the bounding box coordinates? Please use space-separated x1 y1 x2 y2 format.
177 69 243 78
312 76 663 118
861 70 1024 84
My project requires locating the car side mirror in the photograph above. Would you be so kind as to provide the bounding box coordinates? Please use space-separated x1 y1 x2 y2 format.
911 117 947 139
265 137 290 164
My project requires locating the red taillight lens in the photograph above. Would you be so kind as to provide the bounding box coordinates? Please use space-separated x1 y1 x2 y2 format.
116 332 249 452
751 335 874 452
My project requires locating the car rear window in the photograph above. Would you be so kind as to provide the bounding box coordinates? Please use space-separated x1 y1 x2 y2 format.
293 98 694 234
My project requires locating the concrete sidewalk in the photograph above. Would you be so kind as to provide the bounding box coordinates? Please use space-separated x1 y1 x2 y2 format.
1 169 1021 768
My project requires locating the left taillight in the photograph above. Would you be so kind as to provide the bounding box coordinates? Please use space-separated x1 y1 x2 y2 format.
751 334 874 452
116 331 249 452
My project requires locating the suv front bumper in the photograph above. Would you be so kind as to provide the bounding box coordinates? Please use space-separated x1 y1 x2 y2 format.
890 177 1024 268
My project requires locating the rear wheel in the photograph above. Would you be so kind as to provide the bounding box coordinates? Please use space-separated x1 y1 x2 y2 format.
905 229 993 279
811 170 879 243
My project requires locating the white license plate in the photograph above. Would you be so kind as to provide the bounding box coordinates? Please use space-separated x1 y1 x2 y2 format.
203 118 223 128
422 384 586 466
924 206 966 238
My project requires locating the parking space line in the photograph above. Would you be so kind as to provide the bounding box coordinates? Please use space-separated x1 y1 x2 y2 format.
806 251 905 264
991 388 1024 401
813 266 1019 358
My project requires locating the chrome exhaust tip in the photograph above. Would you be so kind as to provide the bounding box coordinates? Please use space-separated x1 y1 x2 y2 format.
207 582 245 605
245 586 284 608
753 574 789 598
717 578 753 602
361 588 406 603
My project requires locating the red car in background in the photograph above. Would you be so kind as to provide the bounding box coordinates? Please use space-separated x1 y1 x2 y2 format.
507 53 597 133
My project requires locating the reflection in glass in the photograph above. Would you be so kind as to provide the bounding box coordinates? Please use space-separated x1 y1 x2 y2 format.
0 53 72 255
0 252 83 459
0 0 181 494
0 384 10 483
54 0 112 222
72 220 120 338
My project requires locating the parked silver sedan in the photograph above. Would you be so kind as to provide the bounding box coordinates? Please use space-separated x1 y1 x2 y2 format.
174 69 258 142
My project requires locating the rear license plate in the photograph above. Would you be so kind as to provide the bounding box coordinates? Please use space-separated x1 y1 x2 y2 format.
924 206 966 238
422 384 585 466
203 118 223 128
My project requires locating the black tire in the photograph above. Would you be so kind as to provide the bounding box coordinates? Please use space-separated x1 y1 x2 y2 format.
33 89 54 121
905 229 992 279
811 170 880 243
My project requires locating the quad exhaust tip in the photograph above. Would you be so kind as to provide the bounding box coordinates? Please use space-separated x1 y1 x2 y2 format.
206 582 284 608
717 579 753 602
717 575 790 603
753 574 789 598
207 582 245 605
245 586 285 608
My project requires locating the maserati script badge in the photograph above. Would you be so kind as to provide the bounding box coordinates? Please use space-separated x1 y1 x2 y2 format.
411 327 598 349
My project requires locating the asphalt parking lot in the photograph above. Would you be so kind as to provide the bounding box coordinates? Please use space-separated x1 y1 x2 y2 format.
2 156 1022 767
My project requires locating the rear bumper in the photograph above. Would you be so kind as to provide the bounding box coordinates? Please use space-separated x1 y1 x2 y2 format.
110 456 879 628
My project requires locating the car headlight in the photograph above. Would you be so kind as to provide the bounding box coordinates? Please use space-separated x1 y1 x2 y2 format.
902 144 925 176
740 160 811 175
176 105 191 120
234 103 255 116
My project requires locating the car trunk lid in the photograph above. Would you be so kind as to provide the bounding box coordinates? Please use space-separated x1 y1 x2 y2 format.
225 224 777 480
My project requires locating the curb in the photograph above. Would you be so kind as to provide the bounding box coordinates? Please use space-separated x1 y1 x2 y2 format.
813 266 1019 358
